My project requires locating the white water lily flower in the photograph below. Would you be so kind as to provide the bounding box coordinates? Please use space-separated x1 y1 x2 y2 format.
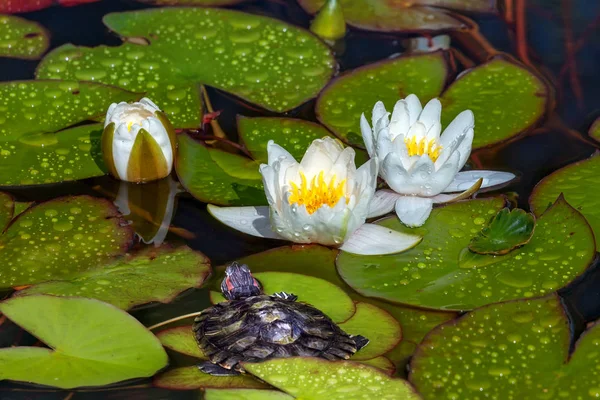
208 137 421 255
362 94 515 227
102 97 176 183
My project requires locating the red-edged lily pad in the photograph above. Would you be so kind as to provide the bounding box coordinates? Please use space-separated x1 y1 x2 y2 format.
153 365 268 390
0 0 100 14
205 389 293 400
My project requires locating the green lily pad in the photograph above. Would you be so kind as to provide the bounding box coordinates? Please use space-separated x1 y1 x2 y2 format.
530 155 600 247
244 357 421 399
136 0 247 4
360 356 395 375
176 133 265 206
440 57 548 149
0 15 49 59
157 325 206 359
0 191 14 231
13 201 33 216
590 117 600 142
0 195 133 288
0 123 107 187
205 389 293 400
469 208 535 255
410 294 600 399
0 80 136 141
153 365 268 390
15 246 210 310
0 295 168 389
336 196 595 310
339 302 401 361
38 8 334 127
237 116 369 166
316 52 448 146
210 271 356 323
298 0 494 32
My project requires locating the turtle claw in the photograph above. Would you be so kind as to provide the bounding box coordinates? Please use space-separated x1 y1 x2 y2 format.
352 335 369 351
272 291 298 301
198 361 241 376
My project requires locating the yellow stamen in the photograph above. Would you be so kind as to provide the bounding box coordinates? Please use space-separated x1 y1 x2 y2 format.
127 121 134 131
288 171 347 214
404 136 442 162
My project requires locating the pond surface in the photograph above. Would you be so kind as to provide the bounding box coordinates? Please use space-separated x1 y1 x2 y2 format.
0 0 600 399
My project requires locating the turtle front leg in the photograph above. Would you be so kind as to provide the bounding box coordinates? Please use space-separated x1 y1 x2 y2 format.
198 361 241 376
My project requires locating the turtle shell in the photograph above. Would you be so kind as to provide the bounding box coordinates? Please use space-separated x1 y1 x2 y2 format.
193 294 365 373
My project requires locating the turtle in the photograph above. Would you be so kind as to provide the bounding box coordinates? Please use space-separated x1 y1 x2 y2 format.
192 262 369 376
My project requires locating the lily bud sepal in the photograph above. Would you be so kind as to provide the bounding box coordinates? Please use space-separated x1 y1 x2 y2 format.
101 98 176 183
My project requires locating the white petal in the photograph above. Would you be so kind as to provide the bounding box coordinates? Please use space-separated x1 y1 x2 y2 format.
372 101 388 128
405 94 423 126
388 100 410 139
456 127 474 170
339 223 422 255
375 126 393 160
368 190 401 218
207 205 283 240
418 98 441 132
259 164 277 207
330 147 356 183
380 153 411 193
443 170 516 192
431 178 482 204
427 151 461 196
406 121 427 142
360 113 375 158
352 157 378 218
300 137 342 177
395 196 434 227
139 97 161 112
267 140 296 166
438 110 474 154
112 123 135 180
145 117 173 169
105 103 118 127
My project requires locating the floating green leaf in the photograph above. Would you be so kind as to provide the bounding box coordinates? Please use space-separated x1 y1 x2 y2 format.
360 356 395 375
469 208 535 255
210 271 356 323
530 155 600 247
205 389 293 400
0 15 49 59
440 57 548 149
0 195 133 288
0 191 14 231
338 302 401 360
0 295 168 389
0 80 136 141
237 116 369 166
176 133 265 206
590 117 600 142
410 295 600 399
153 366 268 390
337 197 595 310
157 325 206 359
298 0 495 32
244 357 421 399
0 124 107 187
16 246 210 310
37 8 335 127
316 52 447 146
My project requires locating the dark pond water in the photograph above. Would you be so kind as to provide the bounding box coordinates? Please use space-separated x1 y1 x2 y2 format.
1 0 600 398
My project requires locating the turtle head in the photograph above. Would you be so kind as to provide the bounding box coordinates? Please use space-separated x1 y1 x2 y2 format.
221 262 262 300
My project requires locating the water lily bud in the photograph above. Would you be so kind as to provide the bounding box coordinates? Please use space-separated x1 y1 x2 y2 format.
101 98 176 183
310 0 346 42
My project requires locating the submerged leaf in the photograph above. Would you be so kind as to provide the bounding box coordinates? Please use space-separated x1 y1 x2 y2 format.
0 196 133 289
469 208 535 255
16 246 210 310
0 295 168 389
0 15 49 59
337 197 595 310
153 366 267 390
244 357 421 399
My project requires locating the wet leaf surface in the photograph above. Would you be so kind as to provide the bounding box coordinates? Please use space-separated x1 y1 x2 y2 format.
176 133 266 206
440 57 548 149
0 295 168 389
410 295 600 399
0 124 106 187
530 155 600 247
316 52 448 146
469 208 535 255
0 15 49 59
38 8 335 126
153 365 268 390
297 0 494 32
338 302 401 360
0 191 14 231
16 246 210 310
244 357 421 399
210 271 356 323
337 197 595 310
0 196 133 288
205 389 293 400
0 80 136 141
